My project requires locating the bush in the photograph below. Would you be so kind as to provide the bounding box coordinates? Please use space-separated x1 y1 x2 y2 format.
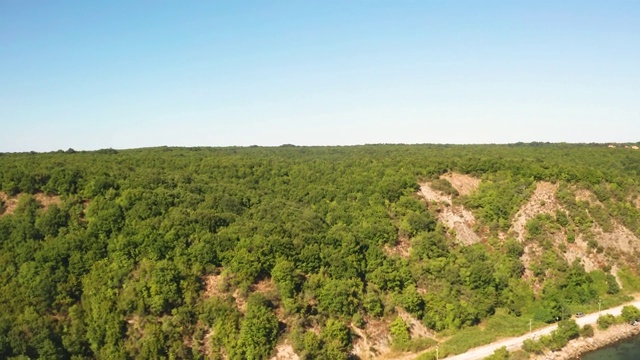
522 338 544 354
579 324 594 337
541 332 568 352
556 319 580 341
484 346 509 360
351 313 365 329
430 179 459 196
621 305 640 323
390 317 410 348
597 314 616 330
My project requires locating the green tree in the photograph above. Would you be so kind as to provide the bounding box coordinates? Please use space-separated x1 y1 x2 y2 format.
238 294 279 360
389 316 410 349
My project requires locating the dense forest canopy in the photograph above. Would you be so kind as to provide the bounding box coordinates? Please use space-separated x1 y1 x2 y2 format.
1 143 640 359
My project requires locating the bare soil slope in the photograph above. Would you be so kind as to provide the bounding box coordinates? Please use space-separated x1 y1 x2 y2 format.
440 173 481 196
510 182 560 241
418 175 482 245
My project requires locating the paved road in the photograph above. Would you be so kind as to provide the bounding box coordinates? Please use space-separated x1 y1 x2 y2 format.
406 300 640 360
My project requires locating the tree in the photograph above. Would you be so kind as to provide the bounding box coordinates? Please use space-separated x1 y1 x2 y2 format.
238 294 279 360
389 316 410 349
320 319 352 359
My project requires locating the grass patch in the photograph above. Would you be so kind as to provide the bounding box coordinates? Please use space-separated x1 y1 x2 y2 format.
618 267 640 292
439 308 543 356
396 338 438 353
567 293 634 315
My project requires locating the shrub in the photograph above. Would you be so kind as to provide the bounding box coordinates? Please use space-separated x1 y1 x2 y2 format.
579 324 594 337
430 178 459 196
484 346 509 360
351 313 365 329
390 317 410 348
522 338 544 354
556 319 580 341
597 314 616 330
621 305 640 323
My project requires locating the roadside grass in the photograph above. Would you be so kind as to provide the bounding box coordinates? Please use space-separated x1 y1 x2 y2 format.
438 308 544 356
568 293 634 316
393 338 438 353
433 292 637 357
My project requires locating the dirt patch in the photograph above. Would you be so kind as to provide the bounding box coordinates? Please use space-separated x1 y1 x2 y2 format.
202 273 226 299
418 184 451 205
202 328 215 358
125 314 144 340
270 341 300 360
510 182 561 242
593 221 640 254
562 233 614 274
352 318 392 359
0 192 61 216
396 308 435 339
252 277 277 296
440 173 480 196
418 183 481 245
384 233 411 258
575 188 603 206
34 193 61 208
233 289 248 313
0 192 19 216
512 182 638 287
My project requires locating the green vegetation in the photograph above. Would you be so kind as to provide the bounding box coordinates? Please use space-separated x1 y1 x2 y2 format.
597 314 617 330
0 143 639 358
522 319 580 353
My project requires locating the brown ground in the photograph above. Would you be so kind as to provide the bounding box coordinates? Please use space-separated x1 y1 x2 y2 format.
504 182 640 291
202 273 226 299
0 192 61 216
384 233 411 258
440 173 481 196
352 318 392 359
418 182 481 245
270 341 300 360
252 277 277 296
396 308 435 339
574 188 603 206
509 182 561 242
0 192 19 216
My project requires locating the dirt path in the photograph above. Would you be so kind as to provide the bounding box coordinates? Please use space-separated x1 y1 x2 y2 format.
399 299 640 360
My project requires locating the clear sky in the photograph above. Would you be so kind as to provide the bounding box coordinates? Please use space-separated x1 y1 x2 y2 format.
1 1 638 152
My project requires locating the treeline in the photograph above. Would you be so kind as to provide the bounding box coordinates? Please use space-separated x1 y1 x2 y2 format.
0 144 639 359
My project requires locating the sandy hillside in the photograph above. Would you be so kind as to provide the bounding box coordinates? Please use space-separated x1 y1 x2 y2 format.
418 175 482 245
440 173 481 196
510 182 561 242
352 318 392 359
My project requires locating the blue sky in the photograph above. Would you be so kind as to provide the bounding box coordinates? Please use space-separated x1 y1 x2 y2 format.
1 1 638 152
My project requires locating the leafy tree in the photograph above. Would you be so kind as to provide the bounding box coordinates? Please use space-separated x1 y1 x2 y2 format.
390 316 410 348
320 319 352 359
238 294 279 360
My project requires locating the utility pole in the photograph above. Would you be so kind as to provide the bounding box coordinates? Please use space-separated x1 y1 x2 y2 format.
436 345 439 360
